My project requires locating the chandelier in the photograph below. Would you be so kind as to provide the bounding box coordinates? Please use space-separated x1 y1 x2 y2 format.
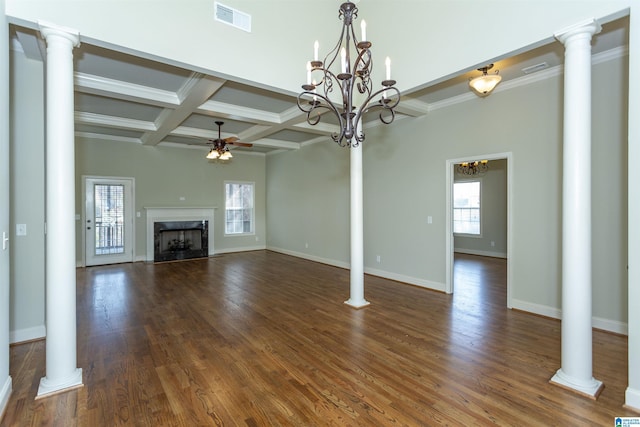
297 2 400 147
456 160 489 176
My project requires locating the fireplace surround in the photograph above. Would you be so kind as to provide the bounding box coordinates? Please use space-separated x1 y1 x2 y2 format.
145 207 215 262
154 220 208 262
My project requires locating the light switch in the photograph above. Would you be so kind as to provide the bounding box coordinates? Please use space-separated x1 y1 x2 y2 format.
427 216 433 224
16 224 27 236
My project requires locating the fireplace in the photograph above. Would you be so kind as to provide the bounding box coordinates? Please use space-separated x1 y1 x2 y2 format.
154 220 208 262
145 207 216 262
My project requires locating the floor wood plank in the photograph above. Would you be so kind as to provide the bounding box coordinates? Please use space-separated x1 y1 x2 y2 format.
1 251 635 426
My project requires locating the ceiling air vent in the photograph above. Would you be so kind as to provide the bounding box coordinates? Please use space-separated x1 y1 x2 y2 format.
215 2 251 33
522 62 549 74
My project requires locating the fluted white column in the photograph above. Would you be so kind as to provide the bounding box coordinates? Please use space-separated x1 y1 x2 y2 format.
345 118 369 308
37 22 83 398
550 19 603 398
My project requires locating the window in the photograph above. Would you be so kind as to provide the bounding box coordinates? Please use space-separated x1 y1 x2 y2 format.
225 181 254 235
453 181 481 235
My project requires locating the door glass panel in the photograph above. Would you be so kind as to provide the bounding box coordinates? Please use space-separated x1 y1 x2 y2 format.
94 184 125 255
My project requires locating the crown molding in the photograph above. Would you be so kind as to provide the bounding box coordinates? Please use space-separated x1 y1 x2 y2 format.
428 45 628 112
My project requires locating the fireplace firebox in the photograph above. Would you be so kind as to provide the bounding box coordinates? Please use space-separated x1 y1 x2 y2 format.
154 220 208 262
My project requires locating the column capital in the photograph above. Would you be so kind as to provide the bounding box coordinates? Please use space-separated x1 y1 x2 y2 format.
554 18 602 45
38 20 80 48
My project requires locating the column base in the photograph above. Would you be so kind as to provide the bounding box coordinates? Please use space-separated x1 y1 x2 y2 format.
344 299 370 309
0 376 12 420
36 368 83 399
625 386 640 412
550 368 603 399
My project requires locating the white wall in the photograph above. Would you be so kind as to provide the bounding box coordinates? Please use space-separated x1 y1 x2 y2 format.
4 1 633 95
266 51 629 330
454 159 507 258
9 49 45 343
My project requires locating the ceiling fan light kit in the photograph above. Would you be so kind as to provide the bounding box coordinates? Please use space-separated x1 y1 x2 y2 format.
205 120 252 162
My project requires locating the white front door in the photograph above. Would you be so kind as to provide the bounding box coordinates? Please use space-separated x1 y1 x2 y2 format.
84 177 134 266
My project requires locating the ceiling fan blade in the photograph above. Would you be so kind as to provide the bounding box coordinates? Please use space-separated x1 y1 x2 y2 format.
224 136 239 143
227 141 253 147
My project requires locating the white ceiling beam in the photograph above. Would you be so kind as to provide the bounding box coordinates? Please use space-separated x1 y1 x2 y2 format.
170 126 299 150
141 73 226 146
247 138 300 150
237 105 327 143
75 111 157 131
75 72 180 108
290 121 336 136
197 100 281 124
171 125 232 140
75 131 142 144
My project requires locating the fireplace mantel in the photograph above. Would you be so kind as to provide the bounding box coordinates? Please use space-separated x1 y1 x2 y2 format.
145 207 216 262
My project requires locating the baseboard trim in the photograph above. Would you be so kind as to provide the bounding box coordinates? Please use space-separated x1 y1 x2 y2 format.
592 316 628 335
511 299 562 320
0 375 12 422
214 245 267 255
10 325 46 344
267 247 349 269
267 247 446 292
454 249 507 259
364 267 446 292
511 299 628 335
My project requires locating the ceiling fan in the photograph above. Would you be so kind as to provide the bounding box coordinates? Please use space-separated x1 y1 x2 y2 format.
206 121 253 160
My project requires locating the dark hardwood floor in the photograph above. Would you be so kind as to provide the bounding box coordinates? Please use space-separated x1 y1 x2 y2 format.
1 251 634 426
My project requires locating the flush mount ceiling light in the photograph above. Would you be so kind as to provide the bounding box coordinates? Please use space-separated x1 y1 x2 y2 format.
469 64 502 97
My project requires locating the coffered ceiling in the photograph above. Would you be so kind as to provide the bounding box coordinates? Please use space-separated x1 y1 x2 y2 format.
9 15 628 157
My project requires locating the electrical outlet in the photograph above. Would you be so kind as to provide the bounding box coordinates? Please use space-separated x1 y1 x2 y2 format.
16 224 27 236
305 242 309 248
376 255 381 263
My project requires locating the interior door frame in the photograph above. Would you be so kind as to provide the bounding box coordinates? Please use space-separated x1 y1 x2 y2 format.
445 152 513 308
81 175 136 267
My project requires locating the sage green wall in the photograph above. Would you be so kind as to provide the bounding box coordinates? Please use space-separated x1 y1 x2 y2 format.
454 159 508 257
266 141 350 265
8 49 45 342
266 54 628 325
75 139 266 262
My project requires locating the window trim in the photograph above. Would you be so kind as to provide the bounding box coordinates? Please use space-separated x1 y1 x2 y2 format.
453 178 483 238
224 180 256 237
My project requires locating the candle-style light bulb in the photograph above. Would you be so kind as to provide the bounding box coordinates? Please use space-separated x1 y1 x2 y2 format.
385 57 391 80
360 20 367 41
314 40 319 61
306 61 311 85
312 79 318 102
341 47 347 73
